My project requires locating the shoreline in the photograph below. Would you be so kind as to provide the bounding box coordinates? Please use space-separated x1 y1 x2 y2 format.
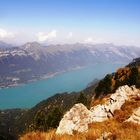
0 62 126 89
0 66 85 89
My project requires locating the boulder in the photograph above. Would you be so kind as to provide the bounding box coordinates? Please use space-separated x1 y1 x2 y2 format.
56 103 91 135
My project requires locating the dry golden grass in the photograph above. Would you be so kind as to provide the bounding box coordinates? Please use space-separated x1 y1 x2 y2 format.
114 99 140 123
19 130 97 140
19 131 46 140
19 97 140 140
19 119 140 140
91 93 111 107
89 119 140 140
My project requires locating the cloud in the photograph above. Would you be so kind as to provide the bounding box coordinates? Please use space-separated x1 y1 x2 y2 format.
84 37 103 44
66 32 73 39
84 37 94 43
37 30 57 42
0 28 14 38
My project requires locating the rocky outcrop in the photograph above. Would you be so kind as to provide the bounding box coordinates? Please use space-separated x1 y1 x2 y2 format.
56 85 140 135
126 107 140 124
56 103 91 135
90 85 140 122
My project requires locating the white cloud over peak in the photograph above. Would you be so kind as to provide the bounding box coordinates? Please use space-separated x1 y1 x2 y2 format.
66 32 73 39
84 37 94 43
0 28 14 38
37 30 57 42
84 37 103 44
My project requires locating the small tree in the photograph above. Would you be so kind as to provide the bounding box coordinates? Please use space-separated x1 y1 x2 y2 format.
129 67 138 85
95 74 112 97
33 107 63 131
76 92 88 106
46 107 63 129
34 110 47 131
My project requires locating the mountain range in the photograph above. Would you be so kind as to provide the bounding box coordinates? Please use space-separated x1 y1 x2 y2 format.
0 42 140 87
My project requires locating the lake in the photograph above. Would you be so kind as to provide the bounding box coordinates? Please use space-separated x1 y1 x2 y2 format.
0 63 125 109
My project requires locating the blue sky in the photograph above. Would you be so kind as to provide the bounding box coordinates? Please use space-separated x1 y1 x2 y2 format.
0 0 140 45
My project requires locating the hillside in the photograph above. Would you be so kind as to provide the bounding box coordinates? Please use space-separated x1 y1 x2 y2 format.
95 60 140 98
20 85 140 140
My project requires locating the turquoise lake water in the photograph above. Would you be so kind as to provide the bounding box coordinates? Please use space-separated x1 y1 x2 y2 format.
0 63 125 109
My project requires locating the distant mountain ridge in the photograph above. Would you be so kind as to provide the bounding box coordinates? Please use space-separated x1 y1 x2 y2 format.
0 41 14 49
0 42 140 87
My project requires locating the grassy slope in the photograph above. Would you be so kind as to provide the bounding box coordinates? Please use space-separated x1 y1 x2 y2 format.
19 95 140 140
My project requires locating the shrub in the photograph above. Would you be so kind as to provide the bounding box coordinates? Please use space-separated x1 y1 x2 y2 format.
33 107 63 131
76 92 89 106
